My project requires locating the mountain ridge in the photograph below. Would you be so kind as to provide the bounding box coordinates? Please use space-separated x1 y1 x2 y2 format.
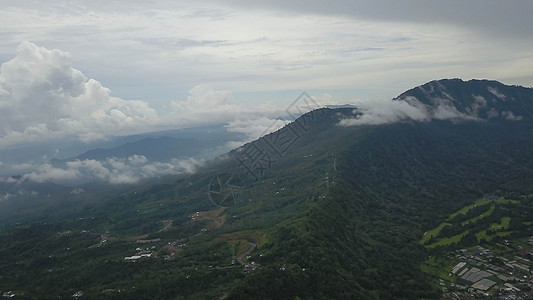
394 78 533 121
52 136 200 164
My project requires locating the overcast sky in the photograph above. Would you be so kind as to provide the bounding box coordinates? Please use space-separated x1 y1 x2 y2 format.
0 0 532 150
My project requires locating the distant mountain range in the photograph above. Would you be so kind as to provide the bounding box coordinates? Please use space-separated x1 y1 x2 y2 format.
52 131 232 165
0 124 247 219
325 104 357 109
0 124 247 175
71 136 200 162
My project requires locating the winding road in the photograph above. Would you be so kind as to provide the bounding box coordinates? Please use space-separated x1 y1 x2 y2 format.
236 242 256 266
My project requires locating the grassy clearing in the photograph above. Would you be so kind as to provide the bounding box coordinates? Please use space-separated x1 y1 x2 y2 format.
423 197 522 248
197 207 227 229
476 230 488 241
461 205 495 226
220 230 268 247
491 216 511 230
427 231 469 248
494 231 512 238
448 199 491 220
474 216 512 241
233 240 253 258
421 222 452 244
495 198 520 205
420 256 458 282
476 230 512 241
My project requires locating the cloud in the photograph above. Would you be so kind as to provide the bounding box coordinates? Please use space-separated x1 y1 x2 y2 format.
487 87 507 101
218 0 533 40
224 117 291 149
19 155 203 185
10 163 36 172
339 95 479 127
71 187 85 195
0 192 14 202
0 42 296 150
0 42 161 148
2 1 531 109
502 111 522 121
165 84 288 128
0 176 21 184
23 163 80 183
0 190 38 202
0 42 329 185
222 92 323 147
339 99 429 126
224 117 291 147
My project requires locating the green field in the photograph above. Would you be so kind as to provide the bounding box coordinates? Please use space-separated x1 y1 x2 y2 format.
495 199 520 205
461 205 495 226
448 199 492 220
420 256 458 282
422 197 529 248
421 222 451 244
427 231 470 248
493 216 511 230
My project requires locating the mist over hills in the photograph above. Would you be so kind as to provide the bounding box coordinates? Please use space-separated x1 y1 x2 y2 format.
0 124 246 169
0 124 247 222
1 79 533 299
52 124 247 163
340 79 533 127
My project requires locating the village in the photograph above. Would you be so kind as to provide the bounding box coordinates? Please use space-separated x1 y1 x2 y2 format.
440 237 533 299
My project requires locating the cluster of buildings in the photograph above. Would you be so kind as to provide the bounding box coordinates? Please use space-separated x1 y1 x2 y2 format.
72 290 83 298
1 291 15 298
441 242 533 299
190 212 201 220
124 246 156 262
243 260 260 273
482 194 500 201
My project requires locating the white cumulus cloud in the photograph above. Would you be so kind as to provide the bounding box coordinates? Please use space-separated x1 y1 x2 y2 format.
0 42 161 148
0 42 302 151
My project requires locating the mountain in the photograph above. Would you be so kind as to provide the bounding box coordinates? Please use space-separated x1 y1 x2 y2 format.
55 136 200 163
0 124 246 176
395 78 533 121
1 79 533 299
325 104 357 109
0 124 246 216
67 124 247 162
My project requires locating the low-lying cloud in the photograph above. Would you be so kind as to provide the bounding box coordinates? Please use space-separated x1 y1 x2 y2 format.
13 155 202 185
339 99 429 126
339 96 479 126
224 117 291 149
